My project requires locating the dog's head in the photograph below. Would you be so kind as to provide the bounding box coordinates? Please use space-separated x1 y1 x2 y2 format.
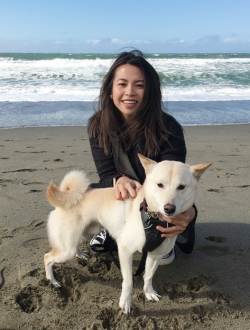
138 154 211 217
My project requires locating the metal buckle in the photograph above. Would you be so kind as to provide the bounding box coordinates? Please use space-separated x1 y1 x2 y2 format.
146 208 158 219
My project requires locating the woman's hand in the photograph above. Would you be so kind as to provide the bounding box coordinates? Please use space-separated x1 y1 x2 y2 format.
156 206 196 238
114 176 142 200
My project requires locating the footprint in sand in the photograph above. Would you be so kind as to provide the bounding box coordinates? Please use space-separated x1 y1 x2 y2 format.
199 245 230 256
43 158 64 162
27 189 43 193
0 228 14 240
14 150 46 154
205 236 228 243
3 169 37 173
0 178 14 186
22 181 47 186
163 275 215 300
232 184 250 188
22 238 47 248
0 268 6 290
207 188 222 193
87 255 113 276
201 232 230 257
11 220 45 235
16 286 42 313
160 274 235 324
15 266 84 314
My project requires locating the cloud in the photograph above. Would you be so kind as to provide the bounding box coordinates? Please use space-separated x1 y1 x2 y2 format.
1 34 250 53
196 35 222 44
87 37 151 46
53 40 65 45
111 38 151 45
167 38 186 44
111 38 121 44
87 38 115 45
87 39 101 45
222 37 240 44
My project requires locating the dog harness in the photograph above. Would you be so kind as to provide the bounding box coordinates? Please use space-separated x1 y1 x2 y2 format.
129 199 173 277
140 198 172 252
110 200 197 277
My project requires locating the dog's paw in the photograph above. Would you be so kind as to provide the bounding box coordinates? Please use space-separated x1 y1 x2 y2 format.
119 296 132 314
76 250 89 261
144 289 161 302
51 279 61 288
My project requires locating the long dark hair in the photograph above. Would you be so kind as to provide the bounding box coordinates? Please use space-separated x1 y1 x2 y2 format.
88 50 170 157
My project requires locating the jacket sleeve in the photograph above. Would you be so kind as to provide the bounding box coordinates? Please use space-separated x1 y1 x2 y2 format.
89 136 119 188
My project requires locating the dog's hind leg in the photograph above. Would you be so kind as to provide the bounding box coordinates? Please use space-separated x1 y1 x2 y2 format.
44 249 77 288
44 251 61 287
143 254 161 302
75 222 101 261
118 246 134 314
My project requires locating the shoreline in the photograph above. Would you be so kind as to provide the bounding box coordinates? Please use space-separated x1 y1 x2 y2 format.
1 124 250 329
1 100 250 128
1 122 250 131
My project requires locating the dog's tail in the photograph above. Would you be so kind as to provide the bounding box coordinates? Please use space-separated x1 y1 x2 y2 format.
46 170 90 209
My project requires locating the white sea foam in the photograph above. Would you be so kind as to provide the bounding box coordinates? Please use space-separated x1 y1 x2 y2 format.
0 54 250 102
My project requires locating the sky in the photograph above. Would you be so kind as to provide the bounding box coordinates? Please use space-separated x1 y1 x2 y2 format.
1 0 250 53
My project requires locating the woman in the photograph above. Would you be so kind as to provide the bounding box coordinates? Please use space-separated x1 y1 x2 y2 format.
88 50 197 265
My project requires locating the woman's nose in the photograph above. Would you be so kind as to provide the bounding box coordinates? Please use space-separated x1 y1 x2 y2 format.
125 84 135 95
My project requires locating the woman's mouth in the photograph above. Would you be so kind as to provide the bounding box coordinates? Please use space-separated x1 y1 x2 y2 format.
122 100 137 104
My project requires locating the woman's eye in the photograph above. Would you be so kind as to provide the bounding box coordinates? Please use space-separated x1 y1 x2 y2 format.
157 183 164 188
136 84 144 88
177 184 186 190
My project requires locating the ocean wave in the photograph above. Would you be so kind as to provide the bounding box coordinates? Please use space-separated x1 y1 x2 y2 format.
0 53 250 102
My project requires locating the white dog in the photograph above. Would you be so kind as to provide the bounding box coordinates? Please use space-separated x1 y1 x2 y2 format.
44 154 211 313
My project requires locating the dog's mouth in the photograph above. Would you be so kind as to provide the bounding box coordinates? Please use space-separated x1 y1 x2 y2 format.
164 203 176 216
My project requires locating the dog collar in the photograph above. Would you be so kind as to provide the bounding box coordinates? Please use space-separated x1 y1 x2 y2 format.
140 198 170 252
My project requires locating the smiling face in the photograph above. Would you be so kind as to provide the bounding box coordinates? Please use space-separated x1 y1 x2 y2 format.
111 64 145 121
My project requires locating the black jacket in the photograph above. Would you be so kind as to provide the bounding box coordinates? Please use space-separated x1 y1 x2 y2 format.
89 113 186 188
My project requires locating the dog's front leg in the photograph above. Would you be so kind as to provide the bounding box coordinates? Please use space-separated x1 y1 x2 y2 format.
118 245 133 314
143 254 161 302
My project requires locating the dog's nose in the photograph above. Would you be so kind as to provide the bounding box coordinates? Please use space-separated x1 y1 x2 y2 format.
164 204 176 215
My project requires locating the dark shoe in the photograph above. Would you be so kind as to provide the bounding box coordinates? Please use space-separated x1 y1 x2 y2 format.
90 229 117 253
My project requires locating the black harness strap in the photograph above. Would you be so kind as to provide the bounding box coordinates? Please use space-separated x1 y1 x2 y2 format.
132 199 173 277
140 198 170 253
109 247 147 277
133 250 148 277
109 198 172 277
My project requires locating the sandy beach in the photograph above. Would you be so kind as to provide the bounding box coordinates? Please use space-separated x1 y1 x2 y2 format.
0 124 250 330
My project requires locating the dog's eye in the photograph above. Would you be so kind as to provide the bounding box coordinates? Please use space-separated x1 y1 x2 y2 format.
157 183 164 188
177 184 186 190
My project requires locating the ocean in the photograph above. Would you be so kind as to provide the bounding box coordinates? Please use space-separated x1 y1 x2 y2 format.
0 53 249 128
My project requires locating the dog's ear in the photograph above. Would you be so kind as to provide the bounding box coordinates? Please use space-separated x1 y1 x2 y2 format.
191 162 212 181
138 153 156 174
